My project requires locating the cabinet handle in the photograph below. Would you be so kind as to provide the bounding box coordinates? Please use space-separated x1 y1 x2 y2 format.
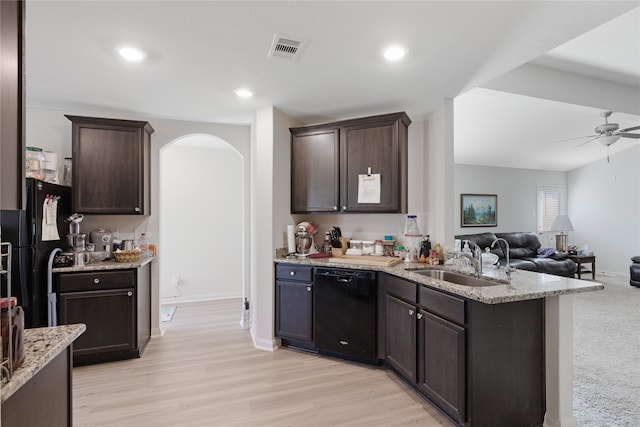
127 291 133 297
290 271 296 276
134 207 140 212
409 309 414 316
306 286 312 292
342 206 347 211
417 313 423 320
93 278 100 284
333 206 338 211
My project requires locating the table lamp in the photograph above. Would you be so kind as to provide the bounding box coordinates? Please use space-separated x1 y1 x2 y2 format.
550 215 574 252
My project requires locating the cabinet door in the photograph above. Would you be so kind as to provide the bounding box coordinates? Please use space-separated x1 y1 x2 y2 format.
385 294 416 382
290 129 339 213
275 280 313 342
59 288 136 357
417 309 466 423
341 118 405 212
68 116 152 215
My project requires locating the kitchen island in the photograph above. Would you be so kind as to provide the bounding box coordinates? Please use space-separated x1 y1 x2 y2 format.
275 257 602 427
1 324 85 425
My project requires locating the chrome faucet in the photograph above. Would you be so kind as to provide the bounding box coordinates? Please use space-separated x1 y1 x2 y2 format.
460 240 483 276
491 238 515 278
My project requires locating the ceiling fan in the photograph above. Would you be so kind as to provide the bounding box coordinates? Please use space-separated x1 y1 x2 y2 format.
559 111 640 148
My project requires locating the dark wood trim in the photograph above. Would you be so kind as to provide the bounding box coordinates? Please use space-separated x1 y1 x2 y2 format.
290 111 411 133
0 0 26 209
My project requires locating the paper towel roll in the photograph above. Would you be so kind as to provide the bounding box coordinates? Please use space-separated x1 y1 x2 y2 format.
287 225 296 254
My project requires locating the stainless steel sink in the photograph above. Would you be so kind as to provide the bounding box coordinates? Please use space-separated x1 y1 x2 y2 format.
411 269 500 287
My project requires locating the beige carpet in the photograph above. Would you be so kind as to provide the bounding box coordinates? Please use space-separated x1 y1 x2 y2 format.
573 273 640 426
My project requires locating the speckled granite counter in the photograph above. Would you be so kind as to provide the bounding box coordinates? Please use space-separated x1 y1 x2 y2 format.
274 257 603 304
52 256 153 273
2 324 85 403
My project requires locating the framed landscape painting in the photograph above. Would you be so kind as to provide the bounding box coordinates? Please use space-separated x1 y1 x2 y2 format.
461 194 497 227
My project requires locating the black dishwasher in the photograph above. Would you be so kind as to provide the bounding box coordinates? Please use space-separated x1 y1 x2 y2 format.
314 268 377 363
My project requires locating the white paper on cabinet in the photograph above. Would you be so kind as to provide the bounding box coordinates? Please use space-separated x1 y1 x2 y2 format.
357 173 381 204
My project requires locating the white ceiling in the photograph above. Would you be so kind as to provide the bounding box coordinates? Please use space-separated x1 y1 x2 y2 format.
25 1 640 171
455 7 640 171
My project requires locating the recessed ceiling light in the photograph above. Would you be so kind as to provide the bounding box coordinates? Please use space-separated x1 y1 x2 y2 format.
233 87 254 98
383 45 407 62
117 46 147 62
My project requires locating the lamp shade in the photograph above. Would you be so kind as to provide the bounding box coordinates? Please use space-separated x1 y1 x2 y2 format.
550 215 574 232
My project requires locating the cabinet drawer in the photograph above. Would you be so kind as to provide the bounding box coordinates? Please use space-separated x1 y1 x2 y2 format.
418 286 465 325
385 275 417 304
58 270 136 293
275 264 313 282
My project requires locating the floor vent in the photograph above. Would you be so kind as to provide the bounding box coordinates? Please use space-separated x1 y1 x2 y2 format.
268 34 307 61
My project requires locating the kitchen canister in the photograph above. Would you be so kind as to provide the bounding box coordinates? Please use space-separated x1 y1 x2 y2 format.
25 147 45 180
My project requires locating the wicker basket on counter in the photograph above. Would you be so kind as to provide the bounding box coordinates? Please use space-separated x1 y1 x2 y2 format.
113 250 141 263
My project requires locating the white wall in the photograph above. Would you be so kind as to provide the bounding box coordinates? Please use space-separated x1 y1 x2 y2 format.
160 143 242 302
454 164 567 247
568 145 640 275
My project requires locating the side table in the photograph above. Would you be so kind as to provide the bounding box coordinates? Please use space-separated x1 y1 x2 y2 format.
568 255 596 280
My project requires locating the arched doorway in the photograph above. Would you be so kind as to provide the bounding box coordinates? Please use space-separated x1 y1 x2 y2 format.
159 134 244 305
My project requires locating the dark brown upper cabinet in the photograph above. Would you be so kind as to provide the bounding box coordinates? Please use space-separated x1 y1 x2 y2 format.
66 115 154 215
290 112 410 214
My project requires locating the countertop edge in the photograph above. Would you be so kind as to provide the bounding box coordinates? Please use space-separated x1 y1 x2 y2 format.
1 323 86 403
274 257 604 304
52 256 154 273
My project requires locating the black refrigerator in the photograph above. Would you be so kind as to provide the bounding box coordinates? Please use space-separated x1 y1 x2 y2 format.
1 178 71 328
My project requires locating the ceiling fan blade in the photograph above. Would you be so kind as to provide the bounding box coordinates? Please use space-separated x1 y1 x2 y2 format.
618 125 640 132
618 132 640 139
573 136 600 148
555 134 598 143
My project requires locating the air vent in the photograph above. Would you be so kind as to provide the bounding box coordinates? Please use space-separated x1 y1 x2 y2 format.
268 34 307 61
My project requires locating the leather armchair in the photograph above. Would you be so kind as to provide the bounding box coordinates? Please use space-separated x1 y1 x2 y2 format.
630 256 640 287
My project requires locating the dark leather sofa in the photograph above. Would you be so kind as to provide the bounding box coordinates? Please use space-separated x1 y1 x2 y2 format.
630 256 640 287
455 231 577 277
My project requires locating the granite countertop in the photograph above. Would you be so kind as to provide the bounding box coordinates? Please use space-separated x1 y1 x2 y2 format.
1 324 86 403
52 256 154 273
275 257 604 304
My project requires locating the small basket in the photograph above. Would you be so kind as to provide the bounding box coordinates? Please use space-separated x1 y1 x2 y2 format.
113 250 141 263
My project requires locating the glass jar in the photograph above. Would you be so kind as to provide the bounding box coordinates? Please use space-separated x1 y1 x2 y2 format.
362 240 374 255
405 215 420 235
350 240 363 250
374 239 384 255
26 147 45 180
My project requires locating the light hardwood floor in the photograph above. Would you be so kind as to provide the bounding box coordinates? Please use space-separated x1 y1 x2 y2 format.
73 299 453 426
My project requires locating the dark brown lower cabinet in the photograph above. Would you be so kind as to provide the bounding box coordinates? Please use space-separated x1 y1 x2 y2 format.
275 280 313 344
417 309 466 424
56 264 151 365
274 263 314 349
385 294 416 382
59 287 135 361
1 347 73 426
383 273 544 427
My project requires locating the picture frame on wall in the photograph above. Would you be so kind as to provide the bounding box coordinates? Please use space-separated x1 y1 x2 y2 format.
461 194 497 227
